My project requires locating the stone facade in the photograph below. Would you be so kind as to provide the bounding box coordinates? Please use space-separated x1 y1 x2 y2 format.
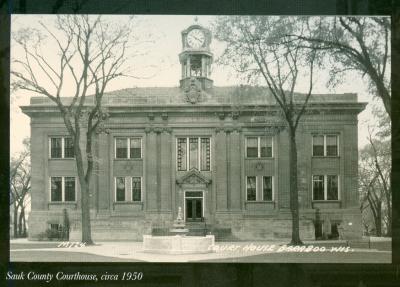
21 24 366 242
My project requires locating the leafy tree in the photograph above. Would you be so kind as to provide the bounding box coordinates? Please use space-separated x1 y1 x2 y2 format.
12 15 135 244
214 16 319 245
293 17 391 117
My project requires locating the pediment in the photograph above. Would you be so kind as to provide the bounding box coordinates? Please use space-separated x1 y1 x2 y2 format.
176 168 211 187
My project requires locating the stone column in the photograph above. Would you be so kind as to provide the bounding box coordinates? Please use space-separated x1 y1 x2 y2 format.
145 128 158 211
230 128 241 210
215 128 228 211
160 128 172 212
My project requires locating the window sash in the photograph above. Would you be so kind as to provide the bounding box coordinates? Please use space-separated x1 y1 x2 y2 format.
50 138 62 158
262 176 273 201
312 175 325 200
64 177 76 202
246 176 257 201
115 177 126 202
64 137 75 158
50 177 62 202
246 137 258 158
131 177 142 202
327 175 339 200
130 138 142 159
312 135 324 156
326 135 338 156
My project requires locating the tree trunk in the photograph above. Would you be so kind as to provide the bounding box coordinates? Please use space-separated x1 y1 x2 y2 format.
13 201 18 238
18 207 25 237
288 126 302 245
79 177 93 245
375 201 382 237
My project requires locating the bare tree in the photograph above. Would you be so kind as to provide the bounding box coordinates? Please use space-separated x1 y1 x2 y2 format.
10 138 31 238
214 16 319 245
293 17 391 117
359 126 391 236
12 15 135 244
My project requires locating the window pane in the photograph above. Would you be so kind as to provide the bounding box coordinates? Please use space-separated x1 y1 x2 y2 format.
246 137 258 158
313 175 324 200
313 135 324 156
263 176 273 201
51 177 62 202
327 175 338 200
130 138 141 158
200 138 210 171
132 177 141 201
64 177 76 201
51 138 62 158
326 135 338 156
115 177 125 201
246 176 256 201
260 136 273 157
189 138 198 169
177 138 187 171
64 137 75 158
116 138 128 158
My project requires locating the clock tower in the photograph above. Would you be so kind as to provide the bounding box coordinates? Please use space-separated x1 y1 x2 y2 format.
179 23 213 94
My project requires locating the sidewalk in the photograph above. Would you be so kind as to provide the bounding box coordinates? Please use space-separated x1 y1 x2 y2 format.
10 239 391 263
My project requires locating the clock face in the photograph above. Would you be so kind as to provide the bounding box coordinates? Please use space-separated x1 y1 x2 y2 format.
187 29 205 48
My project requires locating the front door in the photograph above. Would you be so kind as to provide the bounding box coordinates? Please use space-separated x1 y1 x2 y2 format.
184 191 204 222
186 198 202 221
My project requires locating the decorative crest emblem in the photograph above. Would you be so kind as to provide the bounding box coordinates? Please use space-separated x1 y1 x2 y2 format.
184 77 202 104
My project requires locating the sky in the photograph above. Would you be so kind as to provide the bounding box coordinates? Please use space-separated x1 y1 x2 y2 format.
10 15 385 157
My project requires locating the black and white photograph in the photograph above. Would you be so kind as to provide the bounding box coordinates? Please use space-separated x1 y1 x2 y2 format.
9 14 392 265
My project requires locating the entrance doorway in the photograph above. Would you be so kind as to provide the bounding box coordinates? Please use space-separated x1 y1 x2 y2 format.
184 191 203 222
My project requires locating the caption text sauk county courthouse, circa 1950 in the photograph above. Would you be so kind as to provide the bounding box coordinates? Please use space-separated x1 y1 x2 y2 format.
21 23 366 241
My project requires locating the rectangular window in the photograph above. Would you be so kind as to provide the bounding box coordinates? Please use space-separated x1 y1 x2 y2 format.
115 177 126 202
64 137 74 158
177 138 187 171
130 138 142 159
246 137 258 158
262 176 273 201
327 175 339 200
131 177 142 202
326 135 338 156
189 138 199 169
64 177 76 201
246 176 257 201
246 136 273 158
50 177 62 202
312 175 325 200
260 136 273 158
313 134 339 157
200 138 211 171
313 175 340 201
312 135 324 156
50 138 62 158
115 138 128 159
50 176 76 202
177 137 211 171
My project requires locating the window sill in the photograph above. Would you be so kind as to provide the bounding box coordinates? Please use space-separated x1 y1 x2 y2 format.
113 201 143 204
49 158 75 160
114 158 143 161
245 201 275 203
48 201 77 204
312 156 340 158
312 200 341 202
245 157 274 160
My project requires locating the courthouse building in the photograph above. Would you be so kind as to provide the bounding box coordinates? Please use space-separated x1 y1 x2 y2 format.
22 24 366 241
